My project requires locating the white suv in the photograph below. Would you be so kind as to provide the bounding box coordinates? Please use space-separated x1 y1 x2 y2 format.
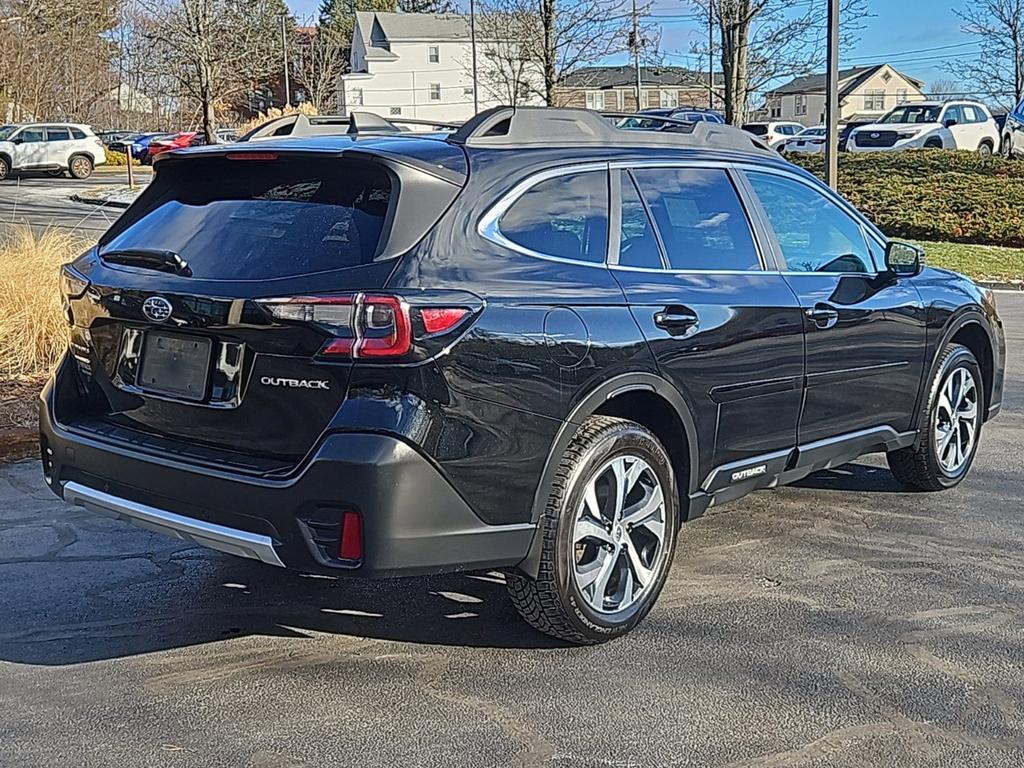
848 101 1000 154
741 121 805 150
0 123 107 180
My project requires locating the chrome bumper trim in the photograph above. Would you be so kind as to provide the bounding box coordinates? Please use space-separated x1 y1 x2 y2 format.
62 481 285 567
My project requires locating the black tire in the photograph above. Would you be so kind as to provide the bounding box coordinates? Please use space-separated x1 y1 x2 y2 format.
1003 135 1015 159
888 344 983 491
46 169 65 178
924 137 944 149
507 416 679 645
68 155 93 180
978 140 994 155
0 156 9 181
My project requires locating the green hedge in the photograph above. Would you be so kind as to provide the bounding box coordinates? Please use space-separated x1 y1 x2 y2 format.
104 149 140 166
788 150 1024 248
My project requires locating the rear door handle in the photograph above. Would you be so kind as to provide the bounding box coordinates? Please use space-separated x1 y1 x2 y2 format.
654 307 699 335
805 303 839 329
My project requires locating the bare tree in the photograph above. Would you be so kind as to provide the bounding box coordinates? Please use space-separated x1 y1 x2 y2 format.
143 0 288 141
470 4 543 105
949 0 1024 108
295 23 347 112
690 0 868 125
927 78 969 99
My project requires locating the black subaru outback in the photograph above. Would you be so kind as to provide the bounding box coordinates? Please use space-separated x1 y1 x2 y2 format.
41 108 1005 644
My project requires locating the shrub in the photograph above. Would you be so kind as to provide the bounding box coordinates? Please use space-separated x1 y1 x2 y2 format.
0 227 88 377
105 149 141 166
788 150 1024 248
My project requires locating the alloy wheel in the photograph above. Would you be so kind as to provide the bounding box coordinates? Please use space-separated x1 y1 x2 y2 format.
934 367 979 475
570 454 668 615
71 157 91 178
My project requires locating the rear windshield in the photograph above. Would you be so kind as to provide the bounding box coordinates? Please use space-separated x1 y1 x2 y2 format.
742 124 768 136
100 156 394 280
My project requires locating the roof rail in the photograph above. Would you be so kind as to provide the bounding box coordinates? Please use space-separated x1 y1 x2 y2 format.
447 106 769 152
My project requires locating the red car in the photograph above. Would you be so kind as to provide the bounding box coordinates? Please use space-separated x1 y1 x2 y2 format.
147 132 204 159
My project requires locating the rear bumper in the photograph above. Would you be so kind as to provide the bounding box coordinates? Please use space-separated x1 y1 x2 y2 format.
39 376 534 578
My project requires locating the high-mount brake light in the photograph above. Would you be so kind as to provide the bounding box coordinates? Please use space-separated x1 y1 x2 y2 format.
226 152 279 161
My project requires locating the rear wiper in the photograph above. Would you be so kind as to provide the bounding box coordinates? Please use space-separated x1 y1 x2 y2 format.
101 248 192 277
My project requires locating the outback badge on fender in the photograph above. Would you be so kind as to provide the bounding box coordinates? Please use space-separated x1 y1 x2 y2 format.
142 295 173 323
260 376 330 390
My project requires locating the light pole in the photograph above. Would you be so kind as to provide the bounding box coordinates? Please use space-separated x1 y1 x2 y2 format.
470 0 479 113
631 0 642 110
281 13 291 109
708 0 714 110
824 0 839 189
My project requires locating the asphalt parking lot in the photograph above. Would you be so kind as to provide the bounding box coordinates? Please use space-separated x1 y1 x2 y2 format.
0 172 140 236
1 294 1022 768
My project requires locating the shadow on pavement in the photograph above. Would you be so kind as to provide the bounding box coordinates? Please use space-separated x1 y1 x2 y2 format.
790 462 908 493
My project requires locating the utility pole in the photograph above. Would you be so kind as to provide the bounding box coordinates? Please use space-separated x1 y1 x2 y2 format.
708 0 714 109
631 0 642 110
470 0 479 113
824 0 839 189
281 13 291 109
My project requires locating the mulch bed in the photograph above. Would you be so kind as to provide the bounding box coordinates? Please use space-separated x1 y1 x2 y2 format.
0 376 44 462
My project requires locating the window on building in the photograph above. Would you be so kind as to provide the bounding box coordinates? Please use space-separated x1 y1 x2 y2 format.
795 94 808 116
464 86 475 98
660 90 678 108
350 87 363 106
429 83 442 101
896 88 909 104
390 106 401 115
768 97 781 119
642 90 655 109
864 89 886 111
585 90 605 110
428 45 440 64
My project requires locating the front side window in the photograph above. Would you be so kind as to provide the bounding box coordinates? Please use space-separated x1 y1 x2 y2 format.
18 128 44 143
631 167 760 271
943 105 964 125
497 171 608 263
746 171 873 274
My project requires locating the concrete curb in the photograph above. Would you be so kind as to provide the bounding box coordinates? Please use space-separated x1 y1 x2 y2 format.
70 191 137 209
976 281 1024 291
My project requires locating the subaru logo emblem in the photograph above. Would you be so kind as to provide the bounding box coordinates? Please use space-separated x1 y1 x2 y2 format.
871 132 879 138
142 295 173 323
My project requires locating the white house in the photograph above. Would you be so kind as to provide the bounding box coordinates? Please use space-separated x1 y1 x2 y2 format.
338 12 544 123
760 64 927 127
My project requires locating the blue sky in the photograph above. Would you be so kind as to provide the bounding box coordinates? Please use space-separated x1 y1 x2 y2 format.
285 0 969 90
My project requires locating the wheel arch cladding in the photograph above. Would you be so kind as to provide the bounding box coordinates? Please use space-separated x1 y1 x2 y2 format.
949 321 994 416
516 373 699 579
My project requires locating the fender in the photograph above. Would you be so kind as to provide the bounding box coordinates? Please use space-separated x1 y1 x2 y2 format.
515 372 701 579
912 308 995 440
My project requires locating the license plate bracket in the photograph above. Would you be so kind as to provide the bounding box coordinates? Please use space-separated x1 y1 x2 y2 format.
139 332 212 401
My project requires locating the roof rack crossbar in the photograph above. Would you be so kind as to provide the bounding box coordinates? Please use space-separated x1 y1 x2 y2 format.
347 111 462 134
446 106 769 153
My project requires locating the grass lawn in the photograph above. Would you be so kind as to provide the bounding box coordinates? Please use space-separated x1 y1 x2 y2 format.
915 241 1024 283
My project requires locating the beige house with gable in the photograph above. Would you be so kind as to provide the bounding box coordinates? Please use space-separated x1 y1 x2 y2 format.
759 64 927 127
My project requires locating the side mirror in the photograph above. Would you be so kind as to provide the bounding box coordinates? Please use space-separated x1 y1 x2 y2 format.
11 137 22 145
944 119 958 128
885 241 924 277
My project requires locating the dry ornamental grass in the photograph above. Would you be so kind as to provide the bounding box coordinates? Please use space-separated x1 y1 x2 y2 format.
0 226 89 378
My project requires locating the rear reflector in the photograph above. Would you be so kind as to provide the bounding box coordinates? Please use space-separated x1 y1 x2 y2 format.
420 307 469 334
339 511 363 561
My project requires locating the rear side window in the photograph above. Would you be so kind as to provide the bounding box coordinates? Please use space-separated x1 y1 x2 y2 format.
743 124 768 136
631 167 760 271
46 127 71 141
70 128 86 140
497 171 608 263
100 157 394 280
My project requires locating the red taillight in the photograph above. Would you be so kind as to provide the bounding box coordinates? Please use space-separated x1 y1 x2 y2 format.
259 293 414 359
357 295 412 358
339 511 363 560
420 307 469 334
226 152 279 161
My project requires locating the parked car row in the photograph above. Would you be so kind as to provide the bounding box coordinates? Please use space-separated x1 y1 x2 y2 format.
106 128 238 164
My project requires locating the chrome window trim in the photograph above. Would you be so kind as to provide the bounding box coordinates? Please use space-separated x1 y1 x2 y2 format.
477 156 892 278
477 161 612 269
